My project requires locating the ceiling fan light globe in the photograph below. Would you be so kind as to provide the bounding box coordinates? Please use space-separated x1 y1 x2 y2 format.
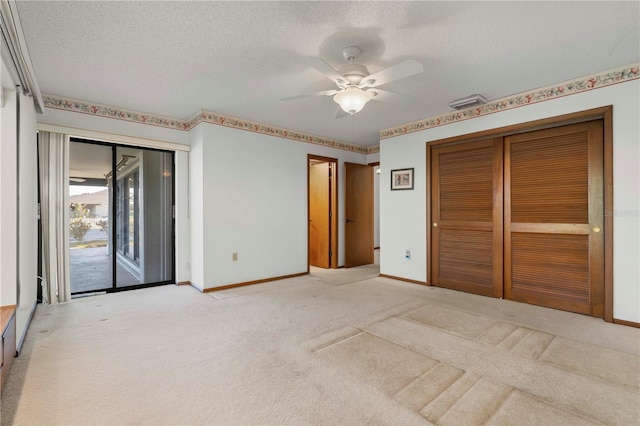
333 87 374 115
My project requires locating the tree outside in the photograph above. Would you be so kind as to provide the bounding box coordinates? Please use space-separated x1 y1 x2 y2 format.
69 202 91 242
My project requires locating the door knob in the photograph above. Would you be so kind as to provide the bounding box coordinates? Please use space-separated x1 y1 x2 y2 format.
433 223 438 227
344 218 353 223
593 227 601 233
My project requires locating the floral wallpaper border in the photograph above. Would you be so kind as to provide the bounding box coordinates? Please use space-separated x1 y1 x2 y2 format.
42 64 638 154
187 111 368 154
42 95 368 154
380 64 639 140
42 95 189 131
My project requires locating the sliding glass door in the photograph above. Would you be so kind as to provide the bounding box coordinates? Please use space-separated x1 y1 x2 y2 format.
114 147 173 288
69 141 113 293
69 139 174 295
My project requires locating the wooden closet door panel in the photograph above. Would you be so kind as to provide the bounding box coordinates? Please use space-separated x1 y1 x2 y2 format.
505 121 604 316
431 138 503 297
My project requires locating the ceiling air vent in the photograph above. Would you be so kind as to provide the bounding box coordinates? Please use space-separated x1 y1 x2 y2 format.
448 94 487 110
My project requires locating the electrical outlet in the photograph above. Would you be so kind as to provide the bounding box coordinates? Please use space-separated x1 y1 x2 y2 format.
405 250 411 260
232 252 238 261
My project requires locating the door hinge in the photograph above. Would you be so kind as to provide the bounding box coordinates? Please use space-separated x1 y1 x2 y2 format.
172 205 175 219
329 211 332 217
329 251 332 257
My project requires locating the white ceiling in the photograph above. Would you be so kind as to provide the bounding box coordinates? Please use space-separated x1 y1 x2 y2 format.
16 1 640 147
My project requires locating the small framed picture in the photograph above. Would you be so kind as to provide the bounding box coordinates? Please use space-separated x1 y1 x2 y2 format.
390 168 414 190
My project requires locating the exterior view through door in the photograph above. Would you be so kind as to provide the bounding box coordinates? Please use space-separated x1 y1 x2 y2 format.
69 139 175 294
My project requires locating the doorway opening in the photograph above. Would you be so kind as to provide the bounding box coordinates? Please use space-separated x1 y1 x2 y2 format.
68 138 175 295
308 155 338 270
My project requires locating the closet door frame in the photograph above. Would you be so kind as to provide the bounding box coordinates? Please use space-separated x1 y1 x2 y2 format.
426 106 613 322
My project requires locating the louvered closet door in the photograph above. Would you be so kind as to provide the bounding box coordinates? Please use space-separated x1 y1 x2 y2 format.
431 138 503 297
504 121 604 316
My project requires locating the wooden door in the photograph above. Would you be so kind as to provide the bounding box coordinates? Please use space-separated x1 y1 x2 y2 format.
431 138 503 297
505 121 604 316
345 162 374 267
309 162 330 268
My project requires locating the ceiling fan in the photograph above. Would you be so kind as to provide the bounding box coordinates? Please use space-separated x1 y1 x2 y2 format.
281 46 424 118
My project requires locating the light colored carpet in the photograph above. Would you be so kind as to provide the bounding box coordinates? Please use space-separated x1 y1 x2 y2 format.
1 268 639 425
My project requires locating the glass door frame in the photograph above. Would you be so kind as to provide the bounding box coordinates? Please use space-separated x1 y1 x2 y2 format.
70 137 176 295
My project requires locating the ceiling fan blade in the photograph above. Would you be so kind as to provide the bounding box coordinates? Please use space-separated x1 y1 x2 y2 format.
335 107 350 119
280 89 338 101
304 57 348 86
368 88 410 103
359 59 424 88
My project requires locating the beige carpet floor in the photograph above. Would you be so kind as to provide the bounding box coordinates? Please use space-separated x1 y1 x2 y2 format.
1 266 639 425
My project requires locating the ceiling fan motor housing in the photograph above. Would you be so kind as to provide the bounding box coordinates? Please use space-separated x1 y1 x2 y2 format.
338 64 370 85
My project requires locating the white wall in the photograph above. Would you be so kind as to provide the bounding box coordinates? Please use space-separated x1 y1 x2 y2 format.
189 122 367 289
175 150 190 284
0 54 39 347
380 79 640 322
188 125 205 290
17 91 38 346
367 152 381 248
0 65 18 307
37 107 192 285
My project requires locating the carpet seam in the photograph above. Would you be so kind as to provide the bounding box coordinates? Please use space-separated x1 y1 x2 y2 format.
363 326 451 364
392 361 442 399
428 373 482 425
536 355 640 393
534 333 556 361
510 388 606 425
492 325 522 347
408 364 466 414
309 329 364 353
483 388 516 425
396 315 483 342
507 328 534 354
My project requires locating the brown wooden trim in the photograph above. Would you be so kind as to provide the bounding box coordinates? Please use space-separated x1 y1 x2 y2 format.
177 281 191 286
426 106 613 148
588 120 605 317
367 161 380 167
426 144 432 286
331 161 339 269
379 274 427 286
1 305 16 334
492 137 504 299
613 318 640 328
309 154 340 163
308 155 339 270
437 222 494 231
510 223 590 234
603 107 614 323
203 272 308 293
504 136 513 301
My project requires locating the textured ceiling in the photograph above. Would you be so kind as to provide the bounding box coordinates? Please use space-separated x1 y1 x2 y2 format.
16 1 640 147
